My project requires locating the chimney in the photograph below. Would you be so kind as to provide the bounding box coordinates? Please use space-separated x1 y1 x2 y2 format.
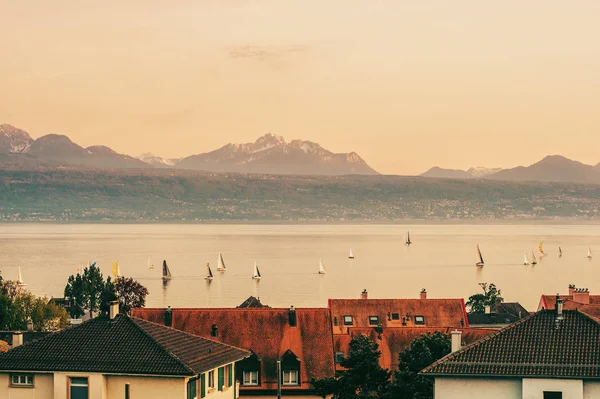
573 288 590 305
451 330 462 353
288 305 297 327
420 288 427 300
109 300 119 320
26 319 34 332
361 289 368 300
165 306 173 327
556 298 563 318
484 305 491 314
211 324 218 337
568 284 576 297
12 332 23 348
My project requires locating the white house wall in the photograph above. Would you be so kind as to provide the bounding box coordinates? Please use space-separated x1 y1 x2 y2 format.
434 377 522 399
522 378 582 399
0 373 54 399
583 381 600 398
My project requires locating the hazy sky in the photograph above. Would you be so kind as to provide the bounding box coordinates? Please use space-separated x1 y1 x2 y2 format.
1 1 599 174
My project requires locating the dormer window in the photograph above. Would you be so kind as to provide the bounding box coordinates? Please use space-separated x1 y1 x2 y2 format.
343 315 353 326
243 371 259 386
391 313 400 320
334 352 345 364
415 315 425 325
281 349 301 386
369 316 379 325
237 351 261 387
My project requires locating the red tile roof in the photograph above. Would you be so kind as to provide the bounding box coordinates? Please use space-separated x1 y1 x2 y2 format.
422 310 600 378
132 308 335 391
0 340 8 353
334 327 495 372
328 298 468 333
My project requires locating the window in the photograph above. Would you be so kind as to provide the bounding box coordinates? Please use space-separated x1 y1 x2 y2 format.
414 315 425 325
200 373 206 398
369 316 379 325
334 352 345 364
218 367 224 391
69 377 88 399
187 378 196 399
391 313 400 320
283 370 299 385
11 374 34 387
125 383 130 399
223 364 233 388
208 370 215 389
343 315 353 326
543 393 562 399
243 371 259 386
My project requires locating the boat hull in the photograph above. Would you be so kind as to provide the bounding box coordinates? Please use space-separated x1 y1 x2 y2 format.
476 262 484 267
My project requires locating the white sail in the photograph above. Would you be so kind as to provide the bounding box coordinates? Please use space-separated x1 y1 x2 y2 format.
523 252 529 265
148 256 154 269
16 267 25 286
205 263 214 280
217 253 226 271
319 258 326 274
532 251 537 264
349 248 354 259
588 247 593 259
253 262 261 279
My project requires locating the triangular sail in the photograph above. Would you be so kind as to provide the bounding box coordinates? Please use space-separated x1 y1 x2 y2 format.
206 263 213 278
588 247 593 258
539 241 545 255
532 251 537 263
319 258 326 274
559 247 563 256
217 253 226 271
406 231 411 244
16 267 24 285
163 260 172 278
349 248 354 258
112 261 120 278
477 245 484 264
253 262 261 278
524 252 529 265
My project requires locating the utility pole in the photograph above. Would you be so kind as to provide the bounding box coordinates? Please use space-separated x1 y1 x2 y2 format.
277 360 282 399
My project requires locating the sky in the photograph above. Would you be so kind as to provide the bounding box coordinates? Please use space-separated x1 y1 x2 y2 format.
1 1 599 175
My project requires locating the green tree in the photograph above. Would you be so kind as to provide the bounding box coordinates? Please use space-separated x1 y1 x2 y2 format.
64 265 105 318
311 334 390 399
64 273 85 318
466 282 504 313
114 276 149 314
386 332 451 399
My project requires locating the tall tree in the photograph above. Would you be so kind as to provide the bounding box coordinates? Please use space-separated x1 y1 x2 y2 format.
466 282 504 313
64 265 105 318
114 276 149 314
386 332 451 399
311 334 390 399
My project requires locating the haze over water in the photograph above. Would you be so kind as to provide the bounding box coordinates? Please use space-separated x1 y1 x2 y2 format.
1 224 599 311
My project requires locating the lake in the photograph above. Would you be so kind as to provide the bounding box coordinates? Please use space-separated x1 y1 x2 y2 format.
0 224 599 311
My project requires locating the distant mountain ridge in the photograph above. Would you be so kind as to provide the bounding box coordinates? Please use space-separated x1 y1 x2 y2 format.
421 156 600 184
0 124 376 175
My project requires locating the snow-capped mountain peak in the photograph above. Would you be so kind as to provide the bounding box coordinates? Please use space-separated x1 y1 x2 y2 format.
467 166 502 178
0 124 34 153
137 153 179 167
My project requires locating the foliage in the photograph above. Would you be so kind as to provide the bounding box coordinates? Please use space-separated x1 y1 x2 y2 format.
114 276 149 314
466 282 504 313
386 332 451 399
311 334 390 399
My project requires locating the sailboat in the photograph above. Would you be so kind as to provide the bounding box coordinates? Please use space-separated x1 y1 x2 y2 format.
349 249 354 259
523 252 529 265
318 258 326 274
205 263 214 281
558 247 563 257
531 251 537 265
112 261 121 279
406 231 412 245
148 256 154 269
539 241 546 256
16 267 26 287
588 247 593 259
476 245 485 267
162 260 172 281
217 253 226 271
252 262 262 280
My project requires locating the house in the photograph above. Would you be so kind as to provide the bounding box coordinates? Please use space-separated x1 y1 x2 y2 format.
0 301 250 399
133 306 335 398
328 289 469 334
237 296 270 308
422 302 600 398
538 284 600 314
467 302 529 329
0 330 51 347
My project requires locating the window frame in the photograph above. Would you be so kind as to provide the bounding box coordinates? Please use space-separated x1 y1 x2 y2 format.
391 313 400 320
208 370 215 389
334 352 345 364
10 374 34 387
368 315 379 325
242 370 259 386
414 315 425 325
343 315 353 326
69 376 89 399
543 392 562 399
282 370 299 386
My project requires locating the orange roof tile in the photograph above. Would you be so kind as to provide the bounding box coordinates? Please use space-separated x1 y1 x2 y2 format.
0 340 9 353
538 294 600 311
333 327 494 372
132 308 335 391
328 298 468 334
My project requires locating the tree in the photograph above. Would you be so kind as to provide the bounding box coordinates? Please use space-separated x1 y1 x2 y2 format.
114 276 149 314
466 282 504 313
311 334 390 399
64 265 106 318
386 332 451 399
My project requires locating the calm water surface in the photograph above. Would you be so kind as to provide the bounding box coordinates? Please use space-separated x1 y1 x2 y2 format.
0 224 599 311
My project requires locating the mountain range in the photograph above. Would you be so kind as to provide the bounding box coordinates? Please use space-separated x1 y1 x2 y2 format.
0 124 376 175
421 156 600 184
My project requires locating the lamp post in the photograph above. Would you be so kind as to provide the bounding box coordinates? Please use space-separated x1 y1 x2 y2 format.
277 360 282 399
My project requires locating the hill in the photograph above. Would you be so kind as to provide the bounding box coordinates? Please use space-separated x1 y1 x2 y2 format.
486 155 600 184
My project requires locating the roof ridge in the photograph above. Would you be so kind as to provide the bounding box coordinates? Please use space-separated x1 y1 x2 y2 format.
421 310 541 374
131 316 251 357
125 316 195 375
